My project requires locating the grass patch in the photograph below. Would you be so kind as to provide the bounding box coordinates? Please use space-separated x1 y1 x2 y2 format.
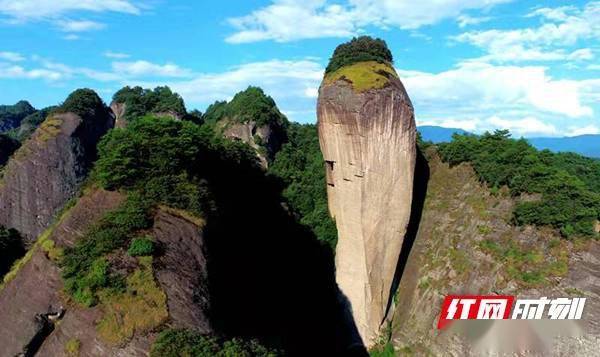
97 256 168 345
159 205 205 227
37 116 63 142
478 237 569 287
324 61 398 92
41 239 64 262
65 338 81 356
128 236 154 257
62 193 153 306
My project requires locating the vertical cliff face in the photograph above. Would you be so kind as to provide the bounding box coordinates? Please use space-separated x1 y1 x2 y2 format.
0 111 113 242
317 49 417 344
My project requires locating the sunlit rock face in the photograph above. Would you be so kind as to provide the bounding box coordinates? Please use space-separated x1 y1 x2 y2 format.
317 62 416 346
0 112 113 242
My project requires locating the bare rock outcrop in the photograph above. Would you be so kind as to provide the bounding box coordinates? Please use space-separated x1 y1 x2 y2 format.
317 60 417 345
0 189 212 356
0 111 113 242
221 119 286 167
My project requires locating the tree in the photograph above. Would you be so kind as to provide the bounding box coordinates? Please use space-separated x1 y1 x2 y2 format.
326 36 393 74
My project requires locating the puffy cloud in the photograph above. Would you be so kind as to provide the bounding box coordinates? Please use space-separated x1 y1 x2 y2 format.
0 0 140 20
111 61 191 78
57 20 105 32
0 63 63 81
398 62 592 119
455 1 600 62
226 0 356 43
103 51 130 59
226 0 512 43
0 51 24 62
567 124 600 136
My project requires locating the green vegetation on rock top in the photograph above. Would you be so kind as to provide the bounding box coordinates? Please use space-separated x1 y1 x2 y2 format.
0 100 36 132
324 61 398 92
112 86 187 122
203 86 288 127
326 36 393 74
57 88 109 122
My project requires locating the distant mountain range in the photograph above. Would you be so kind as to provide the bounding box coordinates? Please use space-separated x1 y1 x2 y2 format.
418 125 600 158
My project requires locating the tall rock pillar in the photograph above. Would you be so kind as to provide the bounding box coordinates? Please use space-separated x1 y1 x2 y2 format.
317 37 417 346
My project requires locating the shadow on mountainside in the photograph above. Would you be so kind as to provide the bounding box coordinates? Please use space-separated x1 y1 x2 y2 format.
386 149 430 319
200 153 367 356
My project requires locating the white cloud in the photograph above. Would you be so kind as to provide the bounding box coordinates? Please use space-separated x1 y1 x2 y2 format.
487 116 557 136
57 19 105 32
398 61 592 119
226 0 356 43
455 1 600 62
418 118 481 131
457 14 491 28
131 59 324 121
0 63 63 81
226 0 512 43
0 0 140 20
63 34 80 41
111 61 191 78
567 124 600 136
0 51 24 62
104 51 130 59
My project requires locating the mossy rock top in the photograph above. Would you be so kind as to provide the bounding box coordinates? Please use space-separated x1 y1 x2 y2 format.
323 61 398 92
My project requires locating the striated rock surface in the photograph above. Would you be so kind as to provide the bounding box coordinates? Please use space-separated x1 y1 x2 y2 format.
0 111 113 242
0 189 212 356
0 188 124 357
317 60 417 345
391 150 600 356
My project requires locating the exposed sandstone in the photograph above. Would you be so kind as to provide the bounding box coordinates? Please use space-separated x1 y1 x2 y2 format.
391 151 600 356
221 119 285 167
0 188 123 357
317 61 417 346
109 101 127 128
0 112 113 242
0 188 212 356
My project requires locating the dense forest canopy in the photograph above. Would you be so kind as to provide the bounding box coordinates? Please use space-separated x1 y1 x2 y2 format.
57 88 109 122
113 86 187 122
325 36 393 74
0 100 36 132
268 123 337 248
438 130 600 237
203 87 288 127
6 106 56 142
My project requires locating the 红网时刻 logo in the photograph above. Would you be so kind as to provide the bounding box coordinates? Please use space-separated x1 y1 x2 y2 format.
437 295 586 329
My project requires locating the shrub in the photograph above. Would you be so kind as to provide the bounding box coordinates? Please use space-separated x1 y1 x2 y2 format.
203 87 288 127
62 194 153 306
128 237 154 257
438 130 600 237
112 86 187 122
65 338 81 357
268 123 337 248
97 257 168 345
150 329 279 357
326 36 393 74
58 88 108 122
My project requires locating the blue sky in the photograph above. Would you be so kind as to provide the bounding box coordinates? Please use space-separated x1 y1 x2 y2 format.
0 0 598 137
